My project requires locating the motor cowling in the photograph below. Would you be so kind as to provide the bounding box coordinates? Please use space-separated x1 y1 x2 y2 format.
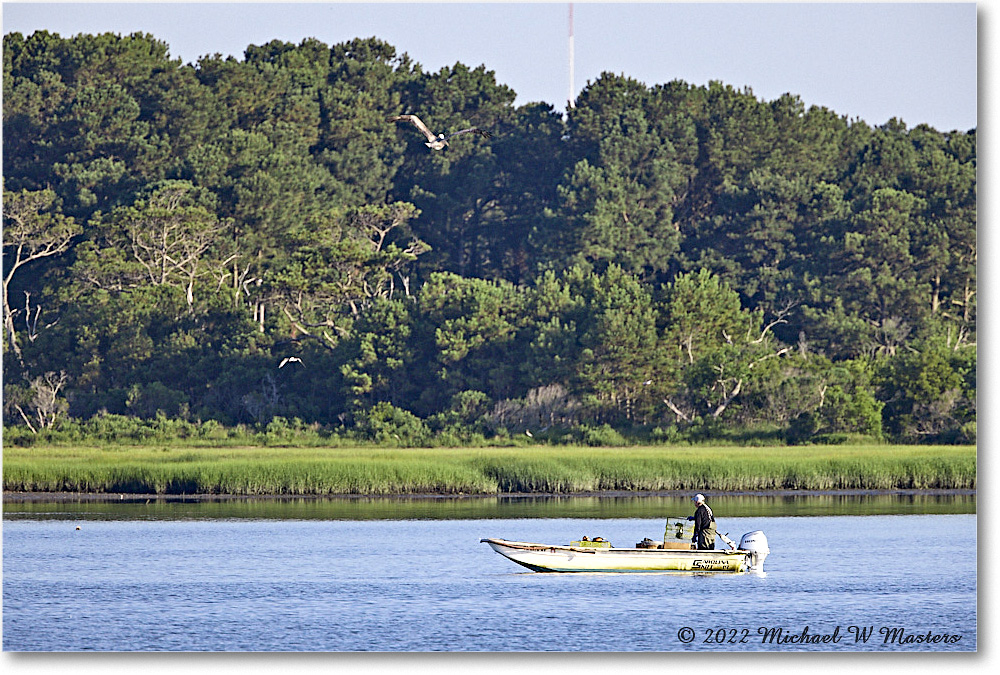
738 530 769 571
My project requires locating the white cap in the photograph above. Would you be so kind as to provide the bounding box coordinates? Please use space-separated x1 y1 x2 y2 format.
692 493 705 503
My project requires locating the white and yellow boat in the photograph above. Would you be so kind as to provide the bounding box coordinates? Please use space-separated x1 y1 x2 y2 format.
481 520 769 573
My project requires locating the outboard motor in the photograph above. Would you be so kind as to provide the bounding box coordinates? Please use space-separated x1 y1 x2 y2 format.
738 530 769 571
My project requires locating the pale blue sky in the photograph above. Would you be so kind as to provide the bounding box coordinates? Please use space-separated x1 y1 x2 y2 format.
1 2 980 132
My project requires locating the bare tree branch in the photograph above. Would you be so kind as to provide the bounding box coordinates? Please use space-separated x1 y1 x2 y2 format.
711 378 743 418
3 190 81 360
662 398 690 422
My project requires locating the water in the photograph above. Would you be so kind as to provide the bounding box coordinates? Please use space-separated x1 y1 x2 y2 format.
2 490 978 520
2 497 977 652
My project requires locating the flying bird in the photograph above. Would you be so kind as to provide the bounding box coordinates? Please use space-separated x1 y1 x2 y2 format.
279 356 303 368
388 114 492 150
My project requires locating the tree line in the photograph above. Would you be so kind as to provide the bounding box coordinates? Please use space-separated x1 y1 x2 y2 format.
2 31 976 445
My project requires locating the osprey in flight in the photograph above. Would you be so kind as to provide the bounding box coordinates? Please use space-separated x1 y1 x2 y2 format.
388 114 492 150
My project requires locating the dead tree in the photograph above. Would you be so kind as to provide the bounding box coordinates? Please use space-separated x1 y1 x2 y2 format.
3 190 81 361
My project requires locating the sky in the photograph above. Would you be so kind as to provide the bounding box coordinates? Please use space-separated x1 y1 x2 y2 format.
0 1 980 132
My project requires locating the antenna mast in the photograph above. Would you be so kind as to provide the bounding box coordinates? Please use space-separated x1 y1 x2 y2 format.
568 3 575 109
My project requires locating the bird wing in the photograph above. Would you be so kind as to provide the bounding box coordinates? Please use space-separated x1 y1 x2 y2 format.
388 114 438 142
444 127 493 141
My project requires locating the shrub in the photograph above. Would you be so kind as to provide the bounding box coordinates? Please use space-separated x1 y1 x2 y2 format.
651 425 685 444
819 385 883 438
686 415 725 442
811 433 850 445
487 384 582 433
579 423 627 447
353 402 430 446
785 411 819 444
960 421 976 444
125 382 189 419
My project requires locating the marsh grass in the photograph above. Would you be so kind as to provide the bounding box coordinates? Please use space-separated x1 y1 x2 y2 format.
2 444 976 495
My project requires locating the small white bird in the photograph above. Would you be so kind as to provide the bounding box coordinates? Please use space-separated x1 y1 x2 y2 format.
388 114 492 150
642 380 653 386
279 356 303 368
525 430 533 438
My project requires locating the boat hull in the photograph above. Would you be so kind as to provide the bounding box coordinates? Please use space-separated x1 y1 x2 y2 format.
481 538 752 573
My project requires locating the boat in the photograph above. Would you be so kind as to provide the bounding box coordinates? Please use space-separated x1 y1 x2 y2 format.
481 521 769 573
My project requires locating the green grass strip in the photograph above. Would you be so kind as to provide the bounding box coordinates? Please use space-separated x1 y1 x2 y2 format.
2 444 976 495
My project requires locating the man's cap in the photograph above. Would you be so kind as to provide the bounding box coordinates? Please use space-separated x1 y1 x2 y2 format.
692 493 705 503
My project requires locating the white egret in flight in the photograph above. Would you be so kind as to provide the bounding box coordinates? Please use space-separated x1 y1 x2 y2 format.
388 114 492 150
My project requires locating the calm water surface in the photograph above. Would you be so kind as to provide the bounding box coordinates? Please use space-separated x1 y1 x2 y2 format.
2 496 977 652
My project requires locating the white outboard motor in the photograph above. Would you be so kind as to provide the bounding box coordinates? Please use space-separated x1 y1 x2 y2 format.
738 530 769 571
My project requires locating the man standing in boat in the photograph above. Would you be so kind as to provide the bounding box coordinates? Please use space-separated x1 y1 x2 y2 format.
689 493 717 550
